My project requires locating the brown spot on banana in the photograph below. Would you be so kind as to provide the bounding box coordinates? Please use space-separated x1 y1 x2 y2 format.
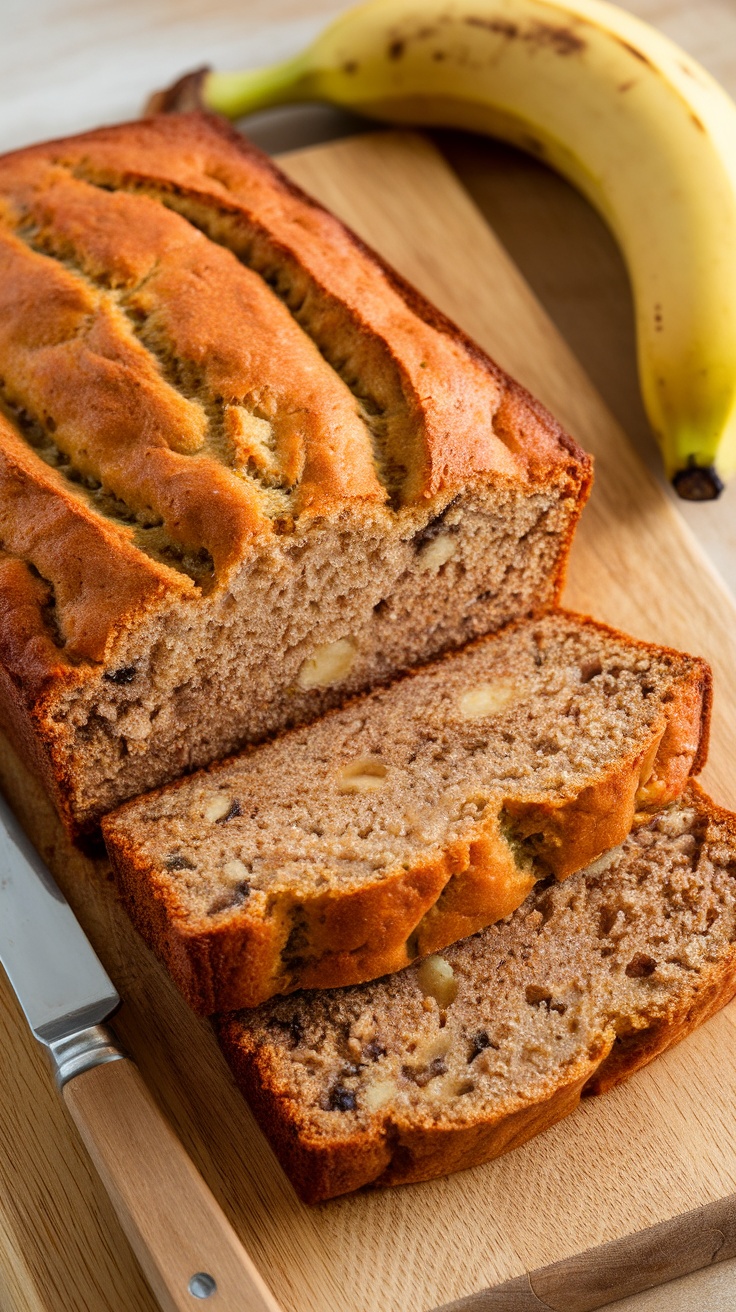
464 16 519 39
616 38 653 66
463 16 585 55
523 21 586 54
519 133 547 157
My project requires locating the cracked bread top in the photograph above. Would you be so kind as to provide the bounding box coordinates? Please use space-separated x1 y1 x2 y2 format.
0 112 589 699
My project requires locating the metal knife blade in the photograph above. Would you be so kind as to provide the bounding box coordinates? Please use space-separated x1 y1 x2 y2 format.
0 792 118 1047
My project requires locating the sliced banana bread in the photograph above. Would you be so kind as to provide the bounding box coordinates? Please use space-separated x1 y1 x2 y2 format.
217 782 736 1202
0 111 590 839
102 611 710 1013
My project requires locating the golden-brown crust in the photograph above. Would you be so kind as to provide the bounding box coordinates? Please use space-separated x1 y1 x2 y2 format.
102 611 712 1014
0 415 183 676
0 155 387 517
216 783 736 1204
106 832 458 1011
0 107 590 501
218 1026 605 1204
0 556 80 835
0 112 590 834
6 111 591 482
0 412 191 832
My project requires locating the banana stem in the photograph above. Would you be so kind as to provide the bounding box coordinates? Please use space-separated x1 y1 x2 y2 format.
204 54 316 118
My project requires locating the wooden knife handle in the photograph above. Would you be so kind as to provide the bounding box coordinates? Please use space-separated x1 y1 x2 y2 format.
63 1057 282 1312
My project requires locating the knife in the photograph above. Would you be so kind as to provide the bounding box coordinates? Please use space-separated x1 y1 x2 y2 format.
0 791 282 1312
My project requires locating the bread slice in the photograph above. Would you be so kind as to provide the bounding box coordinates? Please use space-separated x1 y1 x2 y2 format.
0 112 590 839
102 611 710 1014
216 782 736 1203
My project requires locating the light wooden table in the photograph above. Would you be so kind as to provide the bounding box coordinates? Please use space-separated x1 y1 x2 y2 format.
2 3 736 1310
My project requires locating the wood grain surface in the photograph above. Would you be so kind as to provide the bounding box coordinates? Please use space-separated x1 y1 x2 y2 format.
2 130 736 1312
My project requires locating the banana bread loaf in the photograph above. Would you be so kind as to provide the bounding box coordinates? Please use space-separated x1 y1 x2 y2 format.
0 111 590 839
217 782 736 1202
102 611 710 1013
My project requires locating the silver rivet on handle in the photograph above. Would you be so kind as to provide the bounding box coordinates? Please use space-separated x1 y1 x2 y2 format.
188 1272 217 1298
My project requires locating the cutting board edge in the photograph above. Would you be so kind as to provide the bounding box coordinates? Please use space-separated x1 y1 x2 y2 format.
434 1191 736 1311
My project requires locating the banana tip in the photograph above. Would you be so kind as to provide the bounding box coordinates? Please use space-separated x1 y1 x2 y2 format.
672 465 724 501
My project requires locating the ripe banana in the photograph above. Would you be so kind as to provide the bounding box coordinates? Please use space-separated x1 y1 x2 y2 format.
155 0 736 499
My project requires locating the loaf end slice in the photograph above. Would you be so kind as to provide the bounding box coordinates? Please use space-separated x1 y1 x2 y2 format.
102 611 710 1013
216 782 736 1202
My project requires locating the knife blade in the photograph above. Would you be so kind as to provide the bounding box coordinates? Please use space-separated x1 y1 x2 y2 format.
0 791 119 1052
0 790 282 1312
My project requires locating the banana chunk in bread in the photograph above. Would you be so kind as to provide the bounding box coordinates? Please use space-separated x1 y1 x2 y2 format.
217 783 736 1202
102 612 710 1013
0 111 590 838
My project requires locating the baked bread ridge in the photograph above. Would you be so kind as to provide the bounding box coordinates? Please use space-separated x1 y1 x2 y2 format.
101 610 711 1014
216 782 736 1203
0 113 591 837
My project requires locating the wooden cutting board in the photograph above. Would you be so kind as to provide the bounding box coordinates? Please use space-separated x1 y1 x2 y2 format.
2 131 736 1312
